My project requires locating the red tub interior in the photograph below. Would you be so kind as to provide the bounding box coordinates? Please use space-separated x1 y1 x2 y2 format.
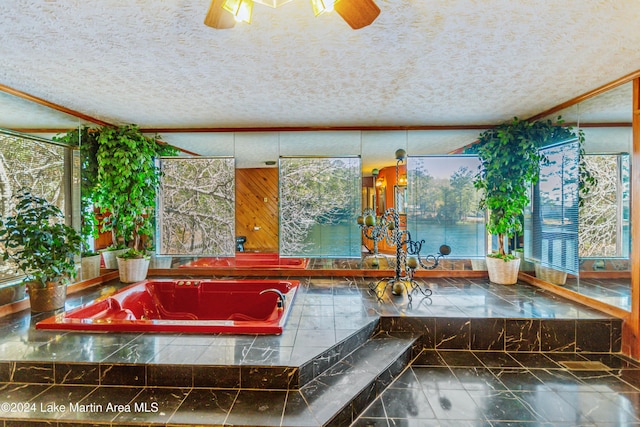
37 279 299 334
181 252 309 269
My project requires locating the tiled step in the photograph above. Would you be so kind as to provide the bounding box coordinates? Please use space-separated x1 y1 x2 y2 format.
0 318 380 391
0 331 419 427
284 331 420 427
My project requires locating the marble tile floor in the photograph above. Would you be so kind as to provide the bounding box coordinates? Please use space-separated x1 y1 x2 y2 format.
0 275 630 426
563 277 631 312
354 349 640 427
0 276 618 367
3 348 640 426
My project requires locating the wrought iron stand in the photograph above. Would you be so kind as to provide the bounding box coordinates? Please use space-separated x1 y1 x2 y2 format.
358 149 451 304
360 207 450 304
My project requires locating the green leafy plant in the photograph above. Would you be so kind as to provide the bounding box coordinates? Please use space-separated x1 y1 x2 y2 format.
54 126 100 256
469 117 592 259
0 189 82 287
118 248 149 260
95 124 163 251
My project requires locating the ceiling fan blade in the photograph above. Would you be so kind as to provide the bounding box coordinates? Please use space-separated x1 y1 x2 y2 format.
204 0 236 29
334 0 380 30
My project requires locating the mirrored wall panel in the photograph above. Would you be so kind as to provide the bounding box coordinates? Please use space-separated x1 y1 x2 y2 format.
526 139 580 279
407 156 484 258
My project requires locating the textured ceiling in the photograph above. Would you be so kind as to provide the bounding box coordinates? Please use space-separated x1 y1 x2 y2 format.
0 0 639 157
0 0 634 303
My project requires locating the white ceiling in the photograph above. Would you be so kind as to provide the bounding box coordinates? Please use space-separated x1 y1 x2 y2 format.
0 0 639 161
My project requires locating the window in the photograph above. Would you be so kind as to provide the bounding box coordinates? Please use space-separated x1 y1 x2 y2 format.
0 130 70 283
579 153 630 258
406 156 484 257
158 157 235 256
279 157 361 257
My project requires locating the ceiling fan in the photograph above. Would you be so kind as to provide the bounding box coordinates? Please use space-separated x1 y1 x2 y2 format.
204 0 380 30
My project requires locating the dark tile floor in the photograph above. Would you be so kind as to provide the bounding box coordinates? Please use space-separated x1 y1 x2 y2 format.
563 277 631 311
355 349 640 427
0 275 634 426
0 276 612 367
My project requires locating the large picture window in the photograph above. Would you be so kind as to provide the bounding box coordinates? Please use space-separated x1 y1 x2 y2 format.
0 130 69 283
158 157 235 256
279 157 361 257
406 156 484 257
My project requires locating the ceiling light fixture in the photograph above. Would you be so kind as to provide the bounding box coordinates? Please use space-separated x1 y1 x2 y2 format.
204 0 236 28
204 0 380 30
310 0 335 16
222 0 254 23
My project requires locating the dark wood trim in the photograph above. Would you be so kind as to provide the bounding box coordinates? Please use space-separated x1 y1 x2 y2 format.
0 83 111 126
624 77 640 358
12 122 631 139
578 271 630 279
139 125 493 133
528 70 640 122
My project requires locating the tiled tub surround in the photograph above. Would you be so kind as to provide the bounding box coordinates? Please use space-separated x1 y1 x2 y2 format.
0 276 627 426
37 279 301 335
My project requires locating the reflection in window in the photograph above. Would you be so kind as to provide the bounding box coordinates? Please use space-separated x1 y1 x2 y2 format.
406 156 484 257
158 157 235 256
279 157 361 257
527 140 580 275
0 131 67 283
579 153 630 258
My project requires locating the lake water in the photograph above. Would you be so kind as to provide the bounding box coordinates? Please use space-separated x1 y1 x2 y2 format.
298 220 485 258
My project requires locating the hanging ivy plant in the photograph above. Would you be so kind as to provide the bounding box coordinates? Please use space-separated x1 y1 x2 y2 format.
95 124 162 251
54 126 100 256
467 117 595 259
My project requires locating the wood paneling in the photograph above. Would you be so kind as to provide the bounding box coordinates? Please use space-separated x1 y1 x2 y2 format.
623 77 640 358
235 168 279 252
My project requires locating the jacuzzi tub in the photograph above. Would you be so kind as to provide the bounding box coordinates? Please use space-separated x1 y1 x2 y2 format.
181 252 309 269
36 279 299 334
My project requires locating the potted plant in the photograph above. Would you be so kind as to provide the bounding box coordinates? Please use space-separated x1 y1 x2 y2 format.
117 248 150 283
94 124 164 282
471 117 560 284
0 189 81 311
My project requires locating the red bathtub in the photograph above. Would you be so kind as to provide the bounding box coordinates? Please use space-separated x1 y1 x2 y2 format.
180 252 309 269
36 279 299 334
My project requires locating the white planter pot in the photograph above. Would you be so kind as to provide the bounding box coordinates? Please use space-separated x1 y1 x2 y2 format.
486 256 520 285
470 258 487 271
148 252 173 269
81 254 101 280
535 264 568 285
117 257 150 283
102 249 127 269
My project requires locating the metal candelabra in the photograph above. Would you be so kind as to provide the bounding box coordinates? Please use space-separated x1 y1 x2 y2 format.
359 206 450 303
358 149 451 304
